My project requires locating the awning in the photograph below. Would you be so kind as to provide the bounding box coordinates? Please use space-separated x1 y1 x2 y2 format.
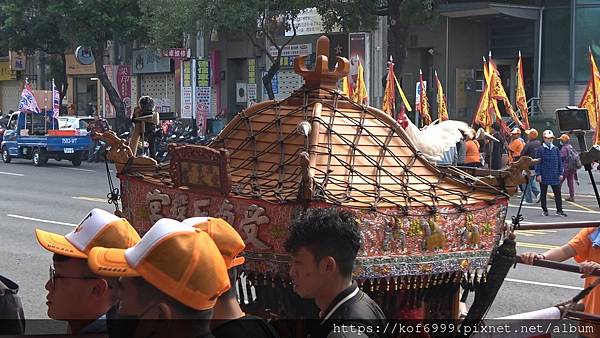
437 2 542 21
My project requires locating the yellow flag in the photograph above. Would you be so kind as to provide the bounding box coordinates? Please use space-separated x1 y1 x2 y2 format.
516 51 529 129
473 58 493 131
418 69 432 125
342 75 351 98
579 50 600 144
489 56 525 129
434 70 448 121
351 60 368 105
382 58 395 114
393 73 412 111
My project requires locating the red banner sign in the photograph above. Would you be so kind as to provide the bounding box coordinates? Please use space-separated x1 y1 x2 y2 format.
116 65 132 118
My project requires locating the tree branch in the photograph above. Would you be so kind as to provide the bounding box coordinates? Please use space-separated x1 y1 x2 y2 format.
245 31 275 64
360 0 389 16
369 6 389 16
279 16 297 52
260 14 279 52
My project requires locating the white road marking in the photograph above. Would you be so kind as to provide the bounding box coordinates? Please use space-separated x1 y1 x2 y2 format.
0 171 24 176
509 204 600 214
72 196 107 203
516 242 559 250
506 220 585 231
505 278 583 291
7 214 77 227
60 167 96 172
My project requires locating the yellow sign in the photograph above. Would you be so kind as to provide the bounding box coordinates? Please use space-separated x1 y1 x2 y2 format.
0 61 16 81
66 54 96 75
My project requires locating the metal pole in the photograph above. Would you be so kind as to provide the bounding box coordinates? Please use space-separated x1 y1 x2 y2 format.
516 256 600 276
569 0 576 105
566 310 600 323
535 7 544 98
576 132 600 209
516 220 600 231
445 16 449 103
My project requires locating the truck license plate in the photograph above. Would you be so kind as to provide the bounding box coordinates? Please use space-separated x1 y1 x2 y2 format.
63 148 74 154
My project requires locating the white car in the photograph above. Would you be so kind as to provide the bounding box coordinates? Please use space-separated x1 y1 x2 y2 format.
58 116 95 135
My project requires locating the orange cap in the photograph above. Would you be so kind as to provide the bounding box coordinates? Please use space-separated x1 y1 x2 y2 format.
182 217 245 268
88 218 230 311
559 134 570 142
35 208 140 259
526 128 538 139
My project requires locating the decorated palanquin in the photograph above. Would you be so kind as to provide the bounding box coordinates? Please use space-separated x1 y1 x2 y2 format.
98 36 529 323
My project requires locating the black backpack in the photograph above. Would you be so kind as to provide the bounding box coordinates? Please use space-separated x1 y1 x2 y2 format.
0 274 25 334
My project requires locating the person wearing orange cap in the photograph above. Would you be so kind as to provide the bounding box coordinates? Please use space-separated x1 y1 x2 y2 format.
88 218 230 338
507 128 525 164
559 133 579 202
182 217 280 338
463 128 482 167
34 208 140 334
284 208 387 338
520 128 542 204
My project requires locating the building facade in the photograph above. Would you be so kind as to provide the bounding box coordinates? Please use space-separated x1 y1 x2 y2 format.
399 0 600 132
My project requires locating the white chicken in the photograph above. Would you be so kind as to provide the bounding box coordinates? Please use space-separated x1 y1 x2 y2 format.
403 119 472 163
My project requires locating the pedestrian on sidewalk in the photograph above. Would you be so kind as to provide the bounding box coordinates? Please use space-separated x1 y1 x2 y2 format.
536 130 567 216
463 129 482 167
490 122 506 170
508 128 525 165
520 128 541 204
559 134 579 202
86 113 110 162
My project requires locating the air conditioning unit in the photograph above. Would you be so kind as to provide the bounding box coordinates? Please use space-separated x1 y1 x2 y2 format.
475 79 484 92
236 82 248 103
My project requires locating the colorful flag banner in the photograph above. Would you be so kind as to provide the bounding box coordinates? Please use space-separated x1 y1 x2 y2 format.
516 51 529 129
579 48 600 144
473 57 493 131
342 75 352 98
392 73 412 111
382 56 395 115
418 68 432 125
18 80 40 114
488 55 525 130
434 70 448 121
52 79 60 118
351 57 368 105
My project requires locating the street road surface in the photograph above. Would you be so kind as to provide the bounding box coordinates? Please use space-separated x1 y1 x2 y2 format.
0 159 599 320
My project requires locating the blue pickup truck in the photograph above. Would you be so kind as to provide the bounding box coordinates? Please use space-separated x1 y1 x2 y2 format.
1 111 91 166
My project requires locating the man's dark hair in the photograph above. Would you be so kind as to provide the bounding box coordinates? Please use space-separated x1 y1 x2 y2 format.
138 96 155 113
284 208 362 277
219 268 238 300
491 122 501 132
129 277 213 320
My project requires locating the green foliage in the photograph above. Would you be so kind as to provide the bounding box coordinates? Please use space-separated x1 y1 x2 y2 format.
315 0 436 32
141 0 310 48
0 0 68 54
140 0 206 49
51 0 147 50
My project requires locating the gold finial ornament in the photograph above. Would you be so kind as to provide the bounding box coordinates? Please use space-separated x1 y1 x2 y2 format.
294 36 349 89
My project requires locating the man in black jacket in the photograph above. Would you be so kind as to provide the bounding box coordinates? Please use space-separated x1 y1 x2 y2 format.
520 128 542 204
285 208 387 338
